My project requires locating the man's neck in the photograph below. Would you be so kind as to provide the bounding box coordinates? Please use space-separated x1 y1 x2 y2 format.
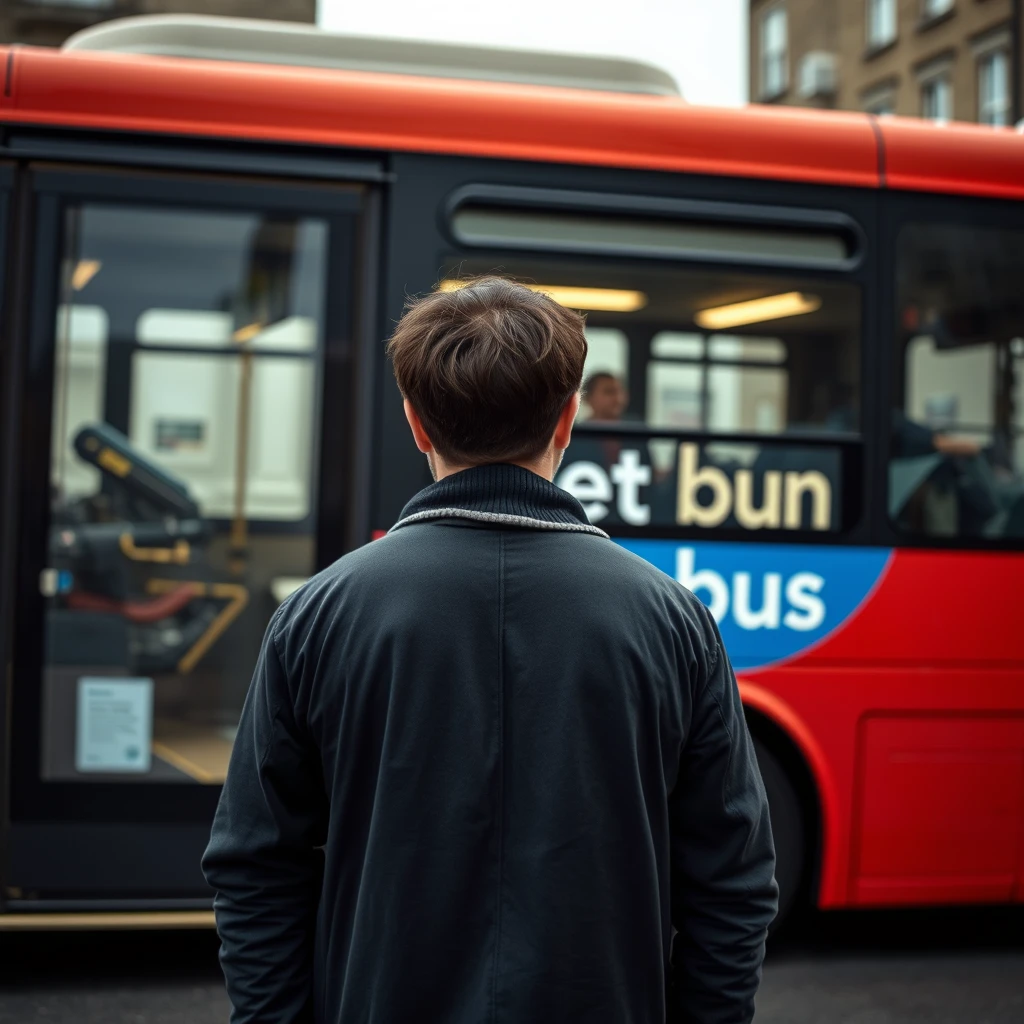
431 449 559 483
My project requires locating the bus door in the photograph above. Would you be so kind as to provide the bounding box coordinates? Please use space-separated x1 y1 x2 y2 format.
2 164 373 911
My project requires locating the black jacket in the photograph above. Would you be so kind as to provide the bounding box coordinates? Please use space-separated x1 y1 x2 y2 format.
203 464 777 1024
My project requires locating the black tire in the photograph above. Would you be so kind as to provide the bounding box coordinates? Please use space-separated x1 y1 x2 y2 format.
753 737 805 931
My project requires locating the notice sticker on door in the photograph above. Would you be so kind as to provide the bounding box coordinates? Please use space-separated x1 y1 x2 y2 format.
75 677 154 773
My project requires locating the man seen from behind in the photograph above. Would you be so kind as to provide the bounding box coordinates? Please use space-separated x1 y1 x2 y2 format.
203 277 778 1024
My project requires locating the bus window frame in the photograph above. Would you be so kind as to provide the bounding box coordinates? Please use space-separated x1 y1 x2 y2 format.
5 164 371 847
878 188 1024 552
0 162 14 911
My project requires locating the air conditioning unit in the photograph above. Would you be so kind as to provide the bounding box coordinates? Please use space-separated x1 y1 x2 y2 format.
798 52 838 100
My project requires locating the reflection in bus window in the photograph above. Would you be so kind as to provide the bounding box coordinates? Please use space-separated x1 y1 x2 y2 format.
892 224 1024 542
44 204 328 785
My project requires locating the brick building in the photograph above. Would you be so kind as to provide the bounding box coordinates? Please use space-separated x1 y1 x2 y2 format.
750 0 1020 124
0 1 315 48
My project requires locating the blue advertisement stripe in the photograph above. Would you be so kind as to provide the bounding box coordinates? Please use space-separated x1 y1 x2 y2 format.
617 539 892 671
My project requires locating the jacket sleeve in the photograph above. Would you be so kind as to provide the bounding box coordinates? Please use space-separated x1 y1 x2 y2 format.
667 629 779 1024
202 618 328 1024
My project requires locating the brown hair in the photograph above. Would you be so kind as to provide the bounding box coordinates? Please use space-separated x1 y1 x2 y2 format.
387 277 588 465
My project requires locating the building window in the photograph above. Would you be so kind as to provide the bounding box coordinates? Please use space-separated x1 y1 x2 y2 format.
867 0 897 50
921 0 954 21
760 5 789 99
863 83 897 116
921 74 952 122
979 49 1011 126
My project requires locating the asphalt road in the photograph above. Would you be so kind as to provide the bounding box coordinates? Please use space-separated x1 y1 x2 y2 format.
0 907 1021 1023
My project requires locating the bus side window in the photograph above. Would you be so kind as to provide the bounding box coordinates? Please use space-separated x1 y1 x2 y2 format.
442 256 860 533
892 223 1024 542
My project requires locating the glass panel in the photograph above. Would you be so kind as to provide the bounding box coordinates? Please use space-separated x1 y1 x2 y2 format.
891 223 1024 542
451 207 848 264
647 363 703 429
652 332 703 360
868 0 897 48
761 7 788 96
708 365 788 433
979 51 1010 128
43 203 328 784
922 77 952 122
444 255 860 436
708 334 786 363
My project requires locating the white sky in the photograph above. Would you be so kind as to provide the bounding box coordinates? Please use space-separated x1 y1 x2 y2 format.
316 0 747 106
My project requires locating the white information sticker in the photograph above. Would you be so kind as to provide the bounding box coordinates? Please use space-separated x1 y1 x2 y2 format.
75 677 154 773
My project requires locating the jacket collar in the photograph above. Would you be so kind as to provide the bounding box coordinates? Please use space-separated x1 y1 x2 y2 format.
390 463 609 538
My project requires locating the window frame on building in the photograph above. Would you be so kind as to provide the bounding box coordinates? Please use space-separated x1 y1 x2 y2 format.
918 59 954 122
920 0 955 24
867 0 898 52
862 81 898 116
759 3 789 101
974 30 1012 127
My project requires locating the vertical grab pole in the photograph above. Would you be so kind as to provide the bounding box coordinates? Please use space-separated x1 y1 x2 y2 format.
229 339 253 576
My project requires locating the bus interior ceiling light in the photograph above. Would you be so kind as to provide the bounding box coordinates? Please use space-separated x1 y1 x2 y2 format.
438 280 648 313
694 292 822 331
71 260 102 291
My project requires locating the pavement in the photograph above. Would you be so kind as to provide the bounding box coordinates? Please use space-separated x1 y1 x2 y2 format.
0 907 1021 1023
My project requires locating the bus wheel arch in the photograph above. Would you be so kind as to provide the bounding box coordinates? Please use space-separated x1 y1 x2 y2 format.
742 693 827 931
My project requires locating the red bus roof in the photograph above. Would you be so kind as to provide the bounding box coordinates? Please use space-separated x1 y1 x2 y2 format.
2 45 1023 199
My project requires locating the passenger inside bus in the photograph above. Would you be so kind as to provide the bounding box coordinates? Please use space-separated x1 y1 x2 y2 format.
582 371 629 423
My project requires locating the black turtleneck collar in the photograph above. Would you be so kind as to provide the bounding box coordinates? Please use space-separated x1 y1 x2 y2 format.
390 463 609 538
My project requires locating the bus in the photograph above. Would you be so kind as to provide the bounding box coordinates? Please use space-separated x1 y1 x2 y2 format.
0 15 1021 929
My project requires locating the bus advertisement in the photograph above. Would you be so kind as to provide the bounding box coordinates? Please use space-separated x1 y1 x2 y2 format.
0 17 1021 929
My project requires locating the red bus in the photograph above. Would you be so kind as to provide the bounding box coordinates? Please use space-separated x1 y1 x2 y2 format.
0 16 1021 929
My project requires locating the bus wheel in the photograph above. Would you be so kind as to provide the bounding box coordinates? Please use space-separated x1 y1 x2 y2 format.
753 737 805 931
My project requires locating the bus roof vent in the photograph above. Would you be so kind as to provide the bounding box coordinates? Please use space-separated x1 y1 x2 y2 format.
63 15 682 98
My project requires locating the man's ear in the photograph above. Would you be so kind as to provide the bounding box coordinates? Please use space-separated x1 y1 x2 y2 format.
553 393 581 451
403 399 434 455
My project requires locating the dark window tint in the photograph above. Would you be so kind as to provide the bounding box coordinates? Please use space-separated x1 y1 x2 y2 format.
891 223 1024 542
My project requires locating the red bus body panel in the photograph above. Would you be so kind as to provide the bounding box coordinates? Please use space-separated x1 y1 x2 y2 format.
3 44 1023 911
742 549 1024 908
1 46 880 187
879 116 1024 200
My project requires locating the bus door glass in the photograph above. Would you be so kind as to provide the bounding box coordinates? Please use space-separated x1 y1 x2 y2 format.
11 168 363 815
